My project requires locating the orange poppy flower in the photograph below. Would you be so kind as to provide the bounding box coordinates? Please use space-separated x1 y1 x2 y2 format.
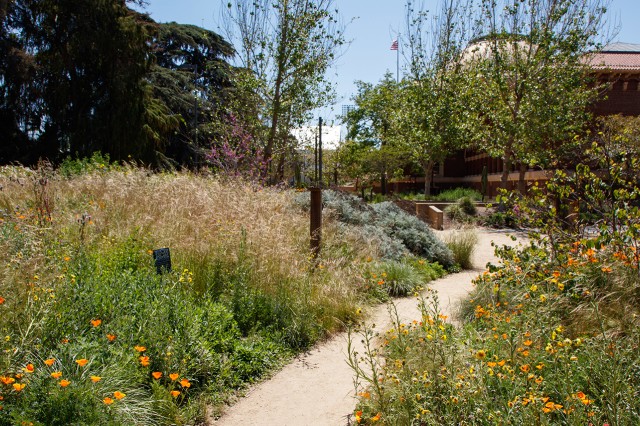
24 364 34 373
152 372 162 380
44 358 55 366
0 296 5 305
0 376 15 385
75 359 89 367
371 413 381 422
170 390 180 398
139 356 150 367
51 371 63 379
91 376 101 383
180 378 191 388
134 345 146 353
103 397 114 405
59 379 71 387
91 319 102 327
169 373 179 381
12 383 25 392
520 364 530 373
106 334 116 342
113 391 126 400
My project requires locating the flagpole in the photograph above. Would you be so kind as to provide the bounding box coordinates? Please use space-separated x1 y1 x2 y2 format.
396 34 399 83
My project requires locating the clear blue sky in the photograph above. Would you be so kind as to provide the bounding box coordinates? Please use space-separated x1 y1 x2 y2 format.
138 1 640 123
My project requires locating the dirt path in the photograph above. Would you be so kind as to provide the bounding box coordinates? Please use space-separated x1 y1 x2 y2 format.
212 229 524 426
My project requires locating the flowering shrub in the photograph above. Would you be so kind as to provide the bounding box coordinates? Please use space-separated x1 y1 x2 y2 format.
350 136 640 425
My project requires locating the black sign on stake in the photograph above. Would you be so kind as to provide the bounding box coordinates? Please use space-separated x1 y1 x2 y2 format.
153 248 172 274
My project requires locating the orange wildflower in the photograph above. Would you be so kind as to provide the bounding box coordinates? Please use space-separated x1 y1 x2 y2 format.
51 371 63 379
44 358 55 366
520 364 531 373
91 319 102 327
152 372 162 380
170 390 180 398
59 379 71 387
355 410 362 423
180 378 191 388
523 339 533 346
371 413 381 422
12 383 25 392
0 296 4 305
75 358 89 367
106 333 116 342
169 373 179 381
24 364 35 373
0 376 15 385
91 376 102 383
113 391 126 400
601 266 612 273
139 356 150 367
103 397 114 405
134 345 146 353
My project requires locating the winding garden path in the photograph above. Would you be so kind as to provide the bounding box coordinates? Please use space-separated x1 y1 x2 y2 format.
211 228 524 426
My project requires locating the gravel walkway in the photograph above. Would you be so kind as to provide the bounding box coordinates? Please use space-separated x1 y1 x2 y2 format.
211 228 525 426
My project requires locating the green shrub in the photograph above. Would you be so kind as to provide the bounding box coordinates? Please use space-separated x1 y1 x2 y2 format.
58 152 117 177
458 197 477 216
432 187 482 202
296 190 454 267
371 202 454 268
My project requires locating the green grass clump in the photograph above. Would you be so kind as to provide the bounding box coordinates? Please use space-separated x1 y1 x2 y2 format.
444 228 478 270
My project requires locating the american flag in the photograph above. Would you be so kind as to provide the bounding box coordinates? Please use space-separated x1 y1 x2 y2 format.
390 39 398 50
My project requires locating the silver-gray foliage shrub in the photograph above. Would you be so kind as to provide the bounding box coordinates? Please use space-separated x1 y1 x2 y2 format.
294 191 454 267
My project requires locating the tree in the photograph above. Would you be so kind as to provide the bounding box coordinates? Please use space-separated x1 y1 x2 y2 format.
148 22 235 167
344 74 406 195
393 0 473 196
465 0 609 192
221 0 345 181
1 0 160 164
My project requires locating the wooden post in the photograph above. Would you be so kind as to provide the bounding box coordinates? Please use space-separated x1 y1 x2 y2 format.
310 187 322 258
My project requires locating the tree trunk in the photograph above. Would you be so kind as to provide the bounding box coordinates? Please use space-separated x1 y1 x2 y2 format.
423 161 434 197
501 146 512 190
263 0 289 179
517 163 527 194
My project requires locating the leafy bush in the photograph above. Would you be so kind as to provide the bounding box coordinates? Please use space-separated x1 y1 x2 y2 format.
371 202 454 268
432 187 482 202
58 152 118 177
398 187 482 202
458 197 477 216
296 190 454 268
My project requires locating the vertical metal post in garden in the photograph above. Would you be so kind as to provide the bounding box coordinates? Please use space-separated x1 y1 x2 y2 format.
310 187 322 258
318 117 323 187
310 117 323 258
